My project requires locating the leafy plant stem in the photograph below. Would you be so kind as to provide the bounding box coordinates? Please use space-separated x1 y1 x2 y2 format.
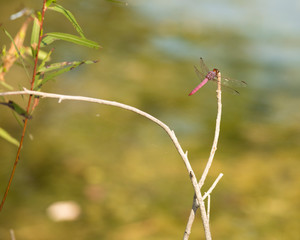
0 0 47 212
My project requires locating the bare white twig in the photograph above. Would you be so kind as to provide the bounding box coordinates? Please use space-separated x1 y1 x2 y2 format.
203 173 223 200
0 82 223 239
199 71 222 188
10 229 16 240
183 201 197 240
0 88 211 237
207 194 211 222
183 71 223 240
183 173 223 240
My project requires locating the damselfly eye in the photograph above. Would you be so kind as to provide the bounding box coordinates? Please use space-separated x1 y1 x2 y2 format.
213 68 219 74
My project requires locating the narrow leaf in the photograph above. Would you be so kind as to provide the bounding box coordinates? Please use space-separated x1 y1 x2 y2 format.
34 60 97 90
31 17 40 58
24 47 51 62
0 101 32 119
36 11 42 21
0 127 19 147
46 0 57 7
0 80 14 90
41 32 100 49
37 49 53 72
35 65 78 90
38 49 51 61
38 60 96 73
33 73 44 90
48 4 85 38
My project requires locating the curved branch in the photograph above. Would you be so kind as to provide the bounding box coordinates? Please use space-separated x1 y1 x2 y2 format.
0 88 212 237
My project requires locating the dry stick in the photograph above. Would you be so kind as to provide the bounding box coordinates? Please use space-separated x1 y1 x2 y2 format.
202 173 223 200
0 89 212 239
0 0 47 212
183 171 223 236
199 71 222 188
207 194 211 222
10 229 16 240
183 71 222 240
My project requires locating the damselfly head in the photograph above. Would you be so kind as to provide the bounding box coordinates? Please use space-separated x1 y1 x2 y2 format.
213 68 219 74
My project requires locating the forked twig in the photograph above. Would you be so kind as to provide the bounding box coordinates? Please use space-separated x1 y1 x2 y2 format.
0 71 222 239
183 71 223 240
203 173 223 200
0 88 212 236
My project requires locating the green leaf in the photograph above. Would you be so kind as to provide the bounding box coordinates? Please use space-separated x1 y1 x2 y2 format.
25 47 51 62
48 4 85 38
0 101 32 119
0 81 14 90
38 49 51 61
36 11 42 21
41 32 100 49
33 73 44 90
38 60 96 73
34 60 98 90
38 62 73 73
36 49 53 71
30 17 40 58
1 44 7 56
0 127 19 147
46 0 57 7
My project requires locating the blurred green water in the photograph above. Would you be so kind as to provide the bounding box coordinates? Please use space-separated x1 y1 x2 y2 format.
0 0 299 239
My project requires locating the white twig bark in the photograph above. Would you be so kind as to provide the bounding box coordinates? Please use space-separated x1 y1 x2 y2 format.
199 71 222 188
207 194 211 222
183 71 223 240
0 88 210 236
0 78 223 239
9 229 16 240
203 173 223 200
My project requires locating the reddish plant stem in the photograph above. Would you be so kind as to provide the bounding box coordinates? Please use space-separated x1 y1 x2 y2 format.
0 0 47 212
